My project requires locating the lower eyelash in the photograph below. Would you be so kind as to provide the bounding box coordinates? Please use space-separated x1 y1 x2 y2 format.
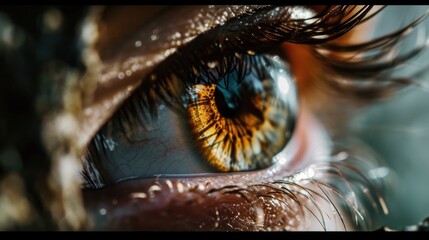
203 149 388 231
86 137 386 231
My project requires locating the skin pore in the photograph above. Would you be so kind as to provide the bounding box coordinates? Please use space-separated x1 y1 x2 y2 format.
1 5 429 231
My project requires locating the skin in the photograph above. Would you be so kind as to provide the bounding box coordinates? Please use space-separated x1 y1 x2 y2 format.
0 5 428 231
78 5 380 230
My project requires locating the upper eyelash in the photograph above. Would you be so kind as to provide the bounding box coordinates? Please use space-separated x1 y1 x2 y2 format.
205 144 388 231
81 6 379 188
313 8 429 100
77 5 429 230
107 6 377 133
155 5 376 69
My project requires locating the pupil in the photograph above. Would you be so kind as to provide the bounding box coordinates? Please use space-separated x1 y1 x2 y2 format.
214 86 240 118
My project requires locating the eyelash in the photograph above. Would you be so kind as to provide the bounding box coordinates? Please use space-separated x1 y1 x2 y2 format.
81 6 427 229
106 5 384 135
82 6 377 188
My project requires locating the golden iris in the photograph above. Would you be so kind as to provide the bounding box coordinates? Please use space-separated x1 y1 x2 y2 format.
186 54 297 171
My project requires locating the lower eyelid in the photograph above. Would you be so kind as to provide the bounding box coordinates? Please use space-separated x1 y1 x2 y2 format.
82 108 335 230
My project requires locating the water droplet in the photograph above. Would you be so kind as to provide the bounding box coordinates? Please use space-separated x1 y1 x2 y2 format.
131 63 140 72
197 183 205 191
148 185 162 198
207 61 218 68
131 192 147 199
134 40 142 47
290 6 316 20
150 34 158 41
247 50 256 55
125 70 132 76
145 60 153 67
176 182 184 193
165 179 174 193
117 72 125 79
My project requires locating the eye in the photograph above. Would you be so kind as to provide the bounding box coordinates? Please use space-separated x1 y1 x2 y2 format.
92 55 298 177
78 5 412 231
182 54 297 172
177 55 296 171
81 7 300 186
3 5 429 232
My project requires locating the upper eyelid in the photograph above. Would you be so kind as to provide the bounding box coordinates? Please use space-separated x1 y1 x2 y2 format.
84 5 270 101
78 5 371 148
77 5 273 148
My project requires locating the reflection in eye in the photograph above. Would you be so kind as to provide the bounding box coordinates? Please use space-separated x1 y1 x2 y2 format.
77 5 428 231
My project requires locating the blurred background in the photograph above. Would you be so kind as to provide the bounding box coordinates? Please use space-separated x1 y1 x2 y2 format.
351 5 429 229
